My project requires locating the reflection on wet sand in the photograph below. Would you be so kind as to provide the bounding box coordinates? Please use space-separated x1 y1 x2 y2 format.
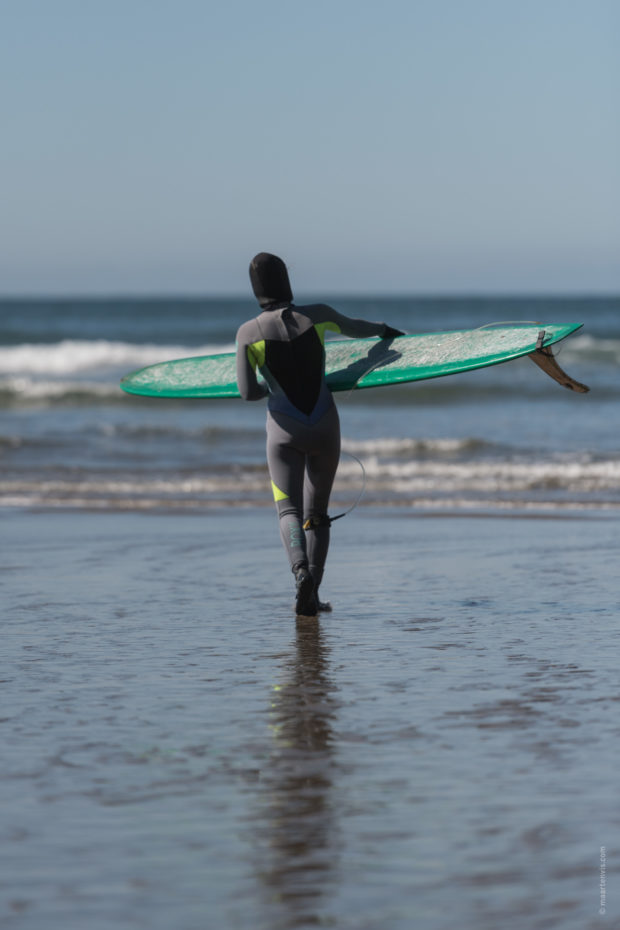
257 617 338 927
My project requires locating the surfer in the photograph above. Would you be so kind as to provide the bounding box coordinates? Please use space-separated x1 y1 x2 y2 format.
236 252 403 618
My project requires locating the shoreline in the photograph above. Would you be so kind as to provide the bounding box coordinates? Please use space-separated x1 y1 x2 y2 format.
2 500 620 519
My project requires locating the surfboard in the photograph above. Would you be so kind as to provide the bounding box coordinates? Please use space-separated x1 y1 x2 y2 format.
120 322 588 398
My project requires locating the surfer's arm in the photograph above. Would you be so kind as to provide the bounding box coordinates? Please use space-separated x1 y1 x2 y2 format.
236 339 268 401
312 305 404 339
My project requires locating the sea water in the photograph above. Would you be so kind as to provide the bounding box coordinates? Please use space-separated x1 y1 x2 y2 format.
1 296 618 513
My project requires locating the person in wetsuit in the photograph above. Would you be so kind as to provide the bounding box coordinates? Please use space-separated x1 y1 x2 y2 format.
236 253 403 617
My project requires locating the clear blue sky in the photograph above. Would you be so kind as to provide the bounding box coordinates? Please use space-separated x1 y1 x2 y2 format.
2 0 619 294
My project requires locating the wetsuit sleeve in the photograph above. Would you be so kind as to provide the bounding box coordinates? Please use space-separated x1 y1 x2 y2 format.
236 328 268 401
312 305 399 339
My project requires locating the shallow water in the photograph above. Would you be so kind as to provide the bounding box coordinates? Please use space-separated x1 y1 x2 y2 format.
1 509 617 929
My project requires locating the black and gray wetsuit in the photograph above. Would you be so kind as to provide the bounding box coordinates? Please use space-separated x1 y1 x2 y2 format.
236 301 389 586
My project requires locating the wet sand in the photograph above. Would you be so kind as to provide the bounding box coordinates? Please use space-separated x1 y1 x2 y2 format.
1 508 618 929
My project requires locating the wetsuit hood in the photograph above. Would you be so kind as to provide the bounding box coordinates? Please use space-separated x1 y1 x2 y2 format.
249 253 293 309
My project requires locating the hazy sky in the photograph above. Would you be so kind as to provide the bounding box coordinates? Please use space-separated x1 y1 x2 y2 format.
2 0 619 294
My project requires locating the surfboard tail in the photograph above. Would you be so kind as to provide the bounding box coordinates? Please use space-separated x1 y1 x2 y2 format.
528 345 590 393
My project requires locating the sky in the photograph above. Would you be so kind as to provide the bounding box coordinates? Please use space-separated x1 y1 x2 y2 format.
2 0 619 295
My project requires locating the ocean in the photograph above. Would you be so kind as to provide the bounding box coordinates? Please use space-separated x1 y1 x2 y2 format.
1 296 619 930
1 296 618 514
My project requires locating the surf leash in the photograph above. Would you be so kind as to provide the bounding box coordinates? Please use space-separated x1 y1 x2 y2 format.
303 451 367 530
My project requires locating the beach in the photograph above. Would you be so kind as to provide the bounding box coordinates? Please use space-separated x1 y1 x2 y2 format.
2 507 617 929
4 1 618 923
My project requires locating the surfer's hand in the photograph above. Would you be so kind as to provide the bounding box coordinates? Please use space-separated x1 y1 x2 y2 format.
382 325 405 338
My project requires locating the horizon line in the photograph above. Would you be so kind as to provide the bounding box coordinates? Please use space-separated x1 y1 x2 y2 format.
1 290 618 301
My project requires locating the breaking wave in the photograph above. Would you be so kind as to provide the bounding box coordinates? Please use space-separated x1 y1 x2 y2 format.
0 339 232 376
0 377 122 404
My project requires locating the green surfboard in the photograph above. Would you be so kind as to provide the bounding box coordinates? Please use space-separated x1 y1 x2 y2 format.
120 322 588 399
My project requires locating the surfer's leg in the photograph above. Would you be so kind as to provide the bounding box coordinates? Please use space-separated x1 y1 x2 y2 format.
303 405 340 594
266 413 308 572
266 415 319 617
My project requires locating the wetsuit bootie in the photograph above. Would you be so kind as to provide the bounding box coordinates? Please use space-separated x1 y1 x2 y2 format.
310 571 332 612
294 566 318 618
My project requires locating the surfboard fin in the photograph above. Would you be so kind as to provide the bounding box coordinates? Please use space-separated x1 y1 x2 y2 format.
528 344 589 393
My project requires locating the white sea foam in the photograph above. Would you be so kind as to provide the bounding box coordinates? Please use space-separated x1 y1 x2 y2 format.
336 455 620 492
2 489 618 512
555 333 620 362
2 454 619 511
0 376 119 401
0 340 234 375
